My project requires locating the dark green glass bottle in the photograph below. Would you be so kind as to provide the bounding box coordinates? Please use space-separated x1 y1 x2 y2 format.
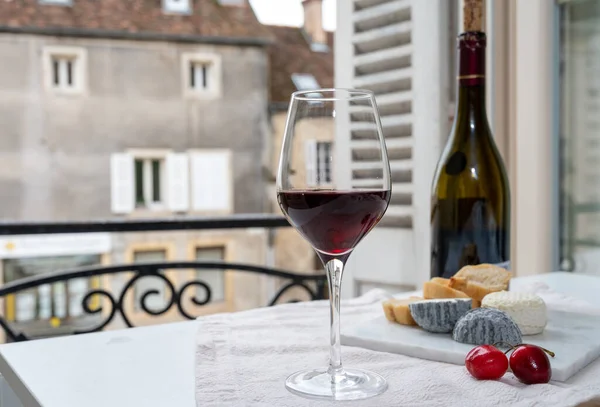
430 31 510 279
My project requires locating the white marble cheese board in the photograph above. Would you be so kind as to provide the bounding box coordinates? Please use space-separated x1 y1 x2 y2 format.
341 309 600 382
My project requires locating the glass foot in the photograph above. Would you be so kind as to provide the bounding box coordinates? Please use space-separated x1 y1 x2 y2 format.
285 367 387 401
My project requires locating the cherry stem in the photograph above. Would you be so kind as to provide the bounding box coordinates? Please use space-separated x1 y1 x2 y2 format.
493 342 556 358
493 341 517 352
538 346 556 358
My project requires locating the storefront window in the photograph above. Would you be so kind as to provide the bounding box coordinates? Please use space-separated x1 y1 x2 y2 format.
4 255 101 329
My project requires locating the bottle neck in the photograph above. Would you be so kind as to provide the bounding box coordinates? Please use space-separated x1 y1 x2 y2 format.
455 31 488 126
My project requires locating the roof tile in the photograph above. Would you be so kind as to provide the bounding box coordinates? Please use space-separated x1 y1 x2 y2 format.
267 25 334 104
0 0 272 41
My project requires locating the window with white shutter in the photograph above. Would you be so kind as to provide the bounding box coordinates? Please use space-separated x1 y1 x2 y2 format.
165 153 190 212
110 153 135 214
305 140 318 187
189 150 233 213
112 150 192 214
349 0 415 228
336 0 450 292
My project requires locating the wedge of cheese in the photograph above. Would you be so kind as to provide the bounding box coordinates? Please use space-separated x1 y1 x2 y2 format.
423 280 470 300
409 298 472 333
382 296 423 325
481 291 547 335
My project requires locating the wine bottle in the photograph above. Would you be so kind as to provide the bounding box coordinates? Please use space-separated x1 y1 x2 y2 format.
430 7 510 279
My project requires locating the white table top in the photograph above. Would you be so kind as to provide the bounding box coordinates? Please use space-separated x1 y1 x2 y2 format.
0 271 599 407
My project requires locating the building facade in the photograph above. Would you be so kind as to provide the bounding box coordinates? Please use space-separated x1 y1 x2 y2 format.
0 0 274 337
266 0 335 277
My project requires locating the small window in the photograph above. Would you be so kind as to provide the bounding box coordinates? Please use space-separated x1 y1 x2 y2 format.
51 56 75 88
316 142 333 185
39 0 71 6
291 73 322 98
305 141 333 187
111 151 191 214
310 43 330 53
190 62 211 91
291 73 320 90
218 0 245 5
132 250 168 312
195 247 226 302
182 53 222 99
163 0 191 14
134 158 165 210
43 47 87 94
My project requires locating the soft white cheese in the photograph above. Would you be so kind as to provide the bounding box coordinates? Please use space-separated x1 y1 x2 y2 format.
481 291 547 335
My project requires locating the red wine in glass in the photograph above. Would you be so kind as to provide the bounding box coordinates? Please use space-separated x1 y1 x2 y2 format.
278 89 390 400
278 190 391 256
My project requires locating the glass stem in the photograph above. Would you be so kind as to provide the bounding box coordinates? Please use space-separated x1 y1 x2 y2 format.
325 258 344 377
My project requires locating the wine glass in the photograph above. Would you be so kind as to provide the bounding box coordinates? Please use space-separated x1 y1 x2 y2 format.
276 89 391 400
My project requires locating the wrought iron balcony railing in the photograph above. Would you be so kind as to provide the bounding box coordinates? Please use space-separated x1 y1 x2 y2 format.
0 215 327 342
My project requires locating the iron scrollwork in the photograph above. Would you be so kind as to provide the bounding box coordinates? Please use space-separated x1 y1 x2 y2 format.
0 261 326 342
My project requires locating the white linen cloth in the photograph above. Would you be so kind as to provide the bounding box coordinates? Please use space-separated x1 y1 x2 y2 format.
195 286 600 407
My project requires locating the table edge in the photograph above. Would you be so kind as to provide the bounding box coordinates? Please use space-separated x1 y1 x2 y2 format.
0 348 45 407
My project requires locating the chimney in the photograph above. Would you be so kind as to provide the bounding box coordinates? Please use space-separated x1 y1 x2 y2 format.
302 0 327 45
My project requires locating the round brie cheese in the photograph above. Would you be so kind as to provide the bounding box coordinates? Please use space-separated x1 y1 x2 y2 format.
481 291 547 335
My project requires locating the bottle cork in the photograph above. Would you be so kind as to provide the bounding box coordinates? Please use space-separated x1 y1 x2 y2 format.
463 0 484 32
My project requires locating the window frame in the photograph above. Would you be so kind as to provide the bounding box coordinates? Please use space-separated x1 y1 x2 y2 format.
162 0 192 14
127 149 171 213
187 239 234 314
134 158 166 210
39 0 72 6
42 46 87 95
125 243 176 316
316 141 333 185
217 0 246 6
2 254 105 326
181 53 222 100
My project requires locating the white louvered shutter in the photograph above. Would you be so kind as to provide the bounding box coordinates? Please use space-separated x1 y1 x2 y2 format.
336 0 449 296
110 153 135 214
190 150 233 213
305 140 318 187
166 153 190 212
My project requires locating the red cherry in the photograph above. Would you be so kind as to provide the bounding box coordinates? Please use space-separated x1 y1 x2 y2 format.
465 345 509 380
509 345 553 384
